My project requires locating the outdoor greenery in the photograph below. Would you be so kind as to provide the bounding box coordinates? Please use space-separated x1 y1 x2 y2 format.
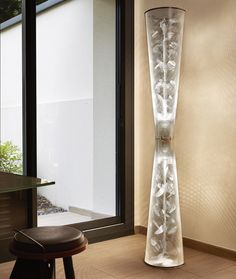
0 141 23 174
0 0 47 24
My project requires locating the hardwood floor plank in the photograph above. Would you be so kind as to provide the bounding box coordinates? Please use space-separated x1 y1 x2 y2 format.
0 234 235 279
227 265 236 272
121 268 199 279
56 258 115 279
94 257 150 278
0 260 14 279
181 253 236 277
183 247 205 259
201 265 236 279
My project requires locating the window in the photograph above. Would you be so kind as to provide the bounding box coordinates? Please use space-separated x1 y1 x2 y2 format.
0 0 134 262
36 0 117 226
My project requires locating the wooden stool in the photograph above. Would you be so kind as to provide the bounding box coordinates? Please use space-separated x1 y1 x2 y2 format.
9 226 87 279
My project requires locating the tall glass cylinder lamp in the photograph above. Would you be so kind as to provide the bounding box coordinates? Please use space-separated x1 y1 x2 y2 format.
144 7 185 267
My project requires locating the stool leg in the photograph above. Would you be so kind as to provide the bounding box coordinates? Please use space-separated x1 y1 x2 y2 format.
49 259 56 279
10 259 54 279
39 260 55 279
10 259 24 279
40 261 48 279
10 259 42 279
63 257 75 279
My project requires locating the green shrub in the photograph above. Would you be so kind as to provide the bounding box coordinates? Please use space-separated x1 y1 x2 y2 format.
0 0 48 24
0 141 23 174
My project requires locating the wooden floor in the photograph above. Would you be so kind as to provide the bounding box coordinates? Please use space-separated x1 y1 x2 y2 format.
1 234 236 279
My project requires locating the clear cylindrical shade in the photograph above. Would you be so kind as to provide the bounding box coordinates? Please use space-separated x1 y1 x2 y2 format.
145 140 184 267
145 7 185 267
145 7 185 139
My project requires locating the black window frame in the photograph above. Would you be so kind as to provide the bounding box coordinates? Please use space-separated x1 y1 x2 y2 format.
23 0 134 243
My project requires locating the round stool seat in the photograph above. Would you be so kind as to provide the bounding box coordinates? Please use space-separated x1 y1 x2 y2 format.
10 226 87 260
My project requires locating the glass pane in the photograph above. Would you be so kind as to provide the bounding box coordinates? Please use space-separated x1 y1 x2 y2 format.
37 0 116 226
0 2 27 239
0 23 22 171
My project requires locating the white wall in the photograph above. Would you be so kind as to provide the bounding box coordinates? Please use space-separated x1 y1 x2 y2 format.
0 0 116 216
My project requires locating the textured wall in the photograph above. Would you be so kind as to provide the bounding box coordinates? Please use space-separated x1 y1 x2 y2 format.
135 0 236 251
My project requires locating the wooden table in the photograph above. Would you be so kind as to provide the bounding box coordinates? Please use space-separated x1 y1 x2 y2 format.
0 172 54 194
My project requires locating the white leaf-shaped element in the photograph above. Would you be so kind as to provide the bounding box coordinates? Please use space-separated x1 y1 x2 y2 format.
152 240 163 252
167 31 175 40
167 190 175 199
168 49 177 59
153 43 162 53
155 225 166 235
170 41 178 49
170 80 176 87
166 200 176 214
155 79 164 86
153 220 159 228
166 182 174 191
157 94 165 108
154 61 164 70
162 209 170 218
167 60 176 71
169 18 178 25
151 30 158 38
156 186 165 197
167 226 177 235
168 175 174 182
163 163 169 177
155 80 164 94
168 204 176 214
160 19 167 32
150 237 157 247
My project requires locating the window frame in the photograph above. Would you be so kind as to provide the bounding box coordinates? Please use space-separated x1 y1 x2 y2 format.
24 0 134 243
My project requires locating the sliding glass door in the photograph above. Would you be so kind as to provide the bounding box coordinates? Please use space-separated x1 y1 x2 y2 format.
0 3 28 261
0 1 133 261
36 0 116 226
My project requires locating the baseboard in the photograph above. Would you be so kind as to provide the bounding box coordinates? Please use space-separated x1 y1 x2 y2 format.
134 225 147 235
183 237 236 261
134 225 236 261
